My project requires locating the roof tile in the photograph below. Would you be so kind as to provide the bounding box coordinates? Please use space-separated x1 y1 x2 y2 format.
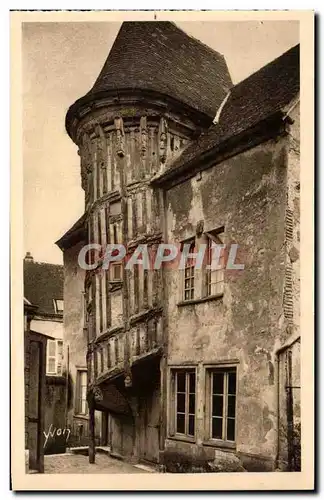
164 43 300 175
24 260 64 316
69 21 232 120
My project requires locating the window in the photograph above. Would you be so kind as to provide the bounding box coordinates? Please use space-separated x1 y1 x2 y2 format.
110 200 121 216
110 262 122 282
183 239 195 301
53 299 64 314
76 370 88 415
206 230 225 296
207 368 237 442
46 339 63 375
171 370 196 438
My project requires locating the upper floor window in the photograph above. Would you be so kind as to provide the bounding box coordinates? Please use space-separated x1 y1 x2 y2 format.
110 262 122 282
46 339 63 375
183 239 195 301
110 200 121 216
53 299 64 314
180 227 225 303
205 229 225 297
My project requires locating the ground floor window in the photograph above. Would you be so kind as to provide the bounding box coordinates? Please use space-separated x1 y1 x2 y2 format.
206 367 237 442
171 369 196 438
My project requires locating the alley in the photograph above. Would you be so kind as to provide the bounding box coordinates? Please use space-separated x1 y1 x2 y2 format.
43 452 152 474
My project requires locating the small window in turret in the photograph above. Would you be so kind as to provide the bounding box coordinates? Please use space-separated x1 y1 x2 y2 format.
110 262 122 282
110 200 121 216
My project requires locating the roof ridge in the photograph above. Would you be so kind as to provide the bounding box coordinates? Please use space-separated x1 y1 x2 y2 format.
232 43 299 90
24 260 63 268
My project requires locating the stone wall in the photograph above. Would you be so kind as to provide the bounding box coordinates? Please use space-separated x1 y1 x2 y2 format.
163 136 290 470
63 239 102 442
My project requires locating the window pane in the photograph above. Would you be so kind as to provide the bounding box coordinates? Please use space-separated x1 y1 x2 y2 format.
188 415 195 436
215 282 224 295
189 372 195 393
110 201 121 216
228 372 236 394
114 264 121 280
81 399 87 415
189 394 195 414
212 395 224 417
56 299 64 312
227 418 235 441
177 393 185 413
57 364 62 375
48 358 56 373
213 372 224 394
227 395 236 418
177 372 185 392
176 413 185 434
48 340 56 357
215 269 224 283
212 417 223 439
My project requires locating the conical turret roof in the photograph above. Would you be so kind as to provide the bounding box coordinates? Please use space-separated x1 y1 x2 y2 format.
66 21 232 134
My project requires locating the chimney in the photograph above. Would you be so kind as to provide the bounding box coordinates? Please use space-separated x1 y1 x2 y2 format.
24 252 34 262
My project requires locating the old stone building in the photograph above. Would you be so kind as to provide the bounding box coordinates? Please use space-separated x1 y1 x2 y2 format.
57 22 300 471
24 255 69 458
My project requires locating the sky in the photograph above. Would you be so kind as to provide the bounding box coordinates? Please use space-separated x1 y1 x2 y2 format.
23 20 299 264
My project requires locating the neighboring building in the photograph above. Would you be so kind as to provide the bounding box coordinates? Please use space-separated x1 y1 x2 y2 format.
58 22 300 471
24 252 64 376
24 297 51 472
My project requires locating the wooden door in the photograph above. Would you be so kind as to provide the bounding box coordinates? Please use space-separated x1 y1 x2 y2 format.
28 338 46 472
140 385 160 464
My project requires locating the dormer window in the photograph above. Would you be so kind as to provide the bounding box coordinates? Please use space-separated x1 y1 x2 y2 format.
53 299 64 314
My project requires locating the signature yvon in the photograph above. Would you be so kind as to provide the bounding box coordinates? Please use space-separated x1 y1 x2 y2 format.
43 424 71 448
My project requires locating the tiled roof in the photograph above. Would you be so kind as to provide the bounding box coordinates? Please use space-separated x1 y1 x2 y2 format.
67 21 232 123
24 258 64 317
157 43 300 180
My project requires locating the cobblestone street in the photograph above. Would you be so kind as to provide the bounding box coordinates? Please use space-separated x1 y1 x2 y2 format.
43 453 151 474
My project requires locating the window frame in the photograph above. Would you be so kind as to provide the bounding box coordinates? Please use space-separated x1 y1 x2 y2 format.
46 339 63 375
204 365 238 447
181 238 196 302
110 262 123 282
169 367 197 441
205 229 225 298
53 298 64 314
75 369 88 417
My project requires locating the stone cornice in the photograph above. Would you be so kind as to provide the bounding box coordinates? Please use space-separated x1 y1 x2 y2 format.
66 88 211 145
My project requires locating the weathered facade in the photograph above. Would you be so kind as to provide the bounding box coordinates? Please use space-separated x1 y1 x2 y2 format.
58 22 300 471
